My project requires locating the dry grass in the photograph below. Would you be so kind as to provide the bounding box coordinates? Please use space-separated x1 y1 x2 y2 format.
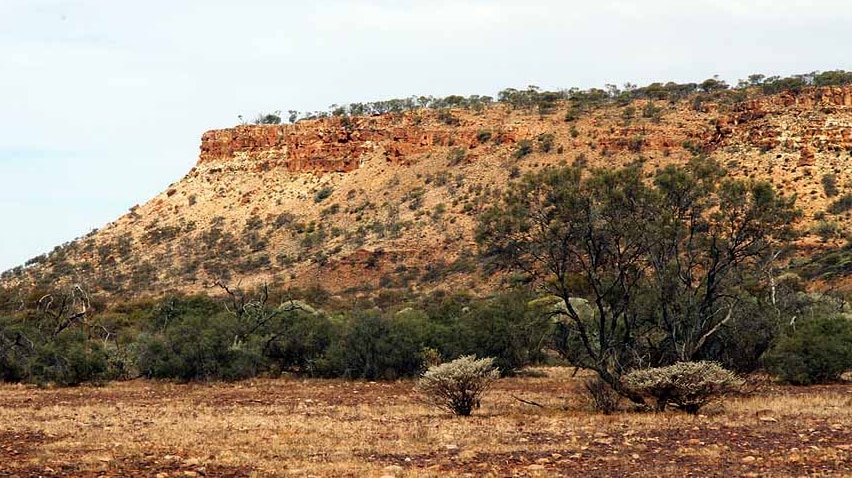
0 368 850 477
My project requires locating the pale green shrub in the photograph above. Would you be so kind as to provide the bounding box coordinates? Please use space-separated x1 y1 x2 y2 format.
417 355 499 416
622 361 744 414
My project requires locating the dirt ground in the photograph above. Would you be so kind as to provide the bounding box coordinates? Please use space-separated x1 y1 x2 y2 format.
0 368 850 477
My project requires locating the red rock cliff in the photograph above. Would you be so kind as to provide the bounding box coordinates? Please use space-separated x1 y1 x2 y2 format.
198 112 524 174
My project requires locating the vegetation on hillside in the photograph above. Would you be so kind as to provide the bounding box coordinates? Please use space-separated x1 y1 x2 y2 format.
1 69 851 398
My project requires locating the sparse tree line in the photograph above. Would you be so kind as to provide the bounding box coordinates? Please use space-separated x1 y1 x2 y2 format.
243 69 852 125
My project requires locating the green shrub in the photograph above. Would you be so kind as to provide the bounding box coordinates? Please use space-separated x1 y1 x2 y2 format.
564 106 579 122
537 133 555 153
0 316 113 386
695 301 782 374
437 109 460 126
813 220 842 241
455 289 552 374
417 355 499 416
318 312 427 380
263 311 334 374
0 317 35 382
314 186 334 203
762 317 852 385
513 140 533 159
447 147 466 166
827 194 852 215
622 361 744 414
821 173 839 198
135 313 263 381
476 130 493 143
28 329 112 386
642 102 663 122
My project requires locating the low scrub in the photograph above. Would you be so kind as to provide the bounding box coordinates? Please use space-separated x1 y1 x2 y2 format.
622 361 744 414
763 316 852 385
417 355 500 416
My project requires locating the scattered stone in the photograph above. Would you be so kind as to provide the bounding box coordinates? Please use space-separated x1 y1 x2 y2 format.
383 465 403 473
741 455 757 463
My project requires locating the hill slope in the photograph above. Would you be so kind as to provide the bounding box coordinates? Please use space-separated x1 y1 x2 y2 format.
5 85 852 300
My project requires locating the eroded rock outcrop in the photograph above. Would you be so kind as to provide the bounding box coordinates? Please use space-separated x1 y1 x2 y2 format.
198 113 525 174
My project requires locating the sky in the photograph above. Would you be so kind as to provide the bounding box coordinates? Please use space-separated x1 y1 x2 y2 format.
2 0 851 271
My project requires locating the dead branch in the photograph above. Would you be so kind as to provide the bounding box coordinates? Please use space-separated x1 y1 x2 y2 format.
510 394 546 408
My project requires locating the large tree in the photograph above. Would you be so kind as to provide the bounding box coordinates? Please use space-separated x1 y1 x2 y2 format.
477 158 798 401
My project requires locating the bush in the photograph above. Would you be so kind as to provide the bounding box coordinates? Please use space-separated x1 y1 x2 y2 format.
537 133 555 153
476 130 493 143
135 313 263 381
314 186 334 203
622 361 744 414
318 312 427 380
417 355 500 416
827 194 852 215
821 173 839 198
28 330 112 386
513 140 533 159
813 220 842 241
447 147 466 166
455 289 552 373
263 311 334 375
0 316 113 386
437 109 460 126
762 317 852 385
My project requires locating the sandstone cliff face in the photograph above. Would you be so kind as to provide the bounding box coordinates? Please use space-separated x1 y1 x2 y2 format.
197 113 525 174
715 86 852 154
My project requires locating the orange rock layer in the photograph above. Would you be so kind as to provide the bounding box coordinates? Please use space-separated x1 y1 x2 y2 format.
198 114 523 174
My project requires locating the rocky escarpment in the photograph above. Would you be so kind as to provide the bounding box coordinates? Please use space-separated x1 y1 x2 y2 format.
196 112 525 174
714 86 852 162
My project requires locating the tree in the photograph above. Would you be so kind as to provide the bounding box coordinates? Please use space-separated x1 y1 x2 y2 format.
254 111 282 125
477 158 798 402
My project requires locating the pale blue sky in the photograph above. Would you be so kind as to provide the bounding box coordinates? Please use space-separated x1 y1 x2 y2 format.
2 0 851 271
